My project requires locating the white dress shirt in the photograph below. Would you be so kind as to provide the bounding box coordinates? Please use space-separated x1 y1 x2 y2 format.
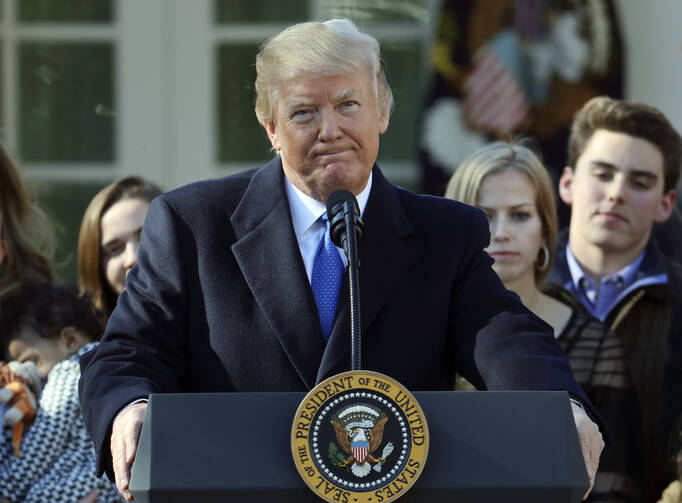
284 173 372 283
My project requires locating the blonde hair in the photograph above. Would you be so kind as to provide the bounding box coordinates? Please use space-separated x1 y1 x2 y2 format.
254 18 393 125
445 141 558 284
0 145 54 300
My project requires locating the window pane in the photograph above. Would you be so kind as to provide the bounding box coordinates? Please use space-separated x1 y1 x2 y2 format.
34 181 108 284
19 42 115 162
215 0 307 23
379 40 422 160
18 0 113 23
216 43 272 164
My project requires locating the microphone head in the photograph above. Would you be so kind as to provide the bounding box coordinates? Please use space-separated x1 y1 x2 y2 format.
326 190 357 215
326 190 361 249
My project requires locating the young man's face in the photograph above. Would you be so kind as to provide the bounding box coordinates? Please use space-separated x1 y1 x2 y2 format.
559 129 675 261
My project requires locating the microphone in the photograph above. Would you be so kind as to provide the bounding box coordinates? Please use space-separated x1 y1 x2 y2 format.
326 190 364 257
326 190 363 370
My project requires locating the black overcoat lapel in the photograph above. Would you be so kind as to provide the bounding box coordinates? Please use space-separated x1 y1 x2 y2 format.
230 158 324 389
316 167 416 382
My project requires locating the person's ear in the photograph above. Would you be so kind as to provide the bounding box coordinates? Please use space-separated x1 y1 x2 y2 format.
655 189 676 223
58 327 88 355
377 106 390 135
264 120 281 151
558 167 574 205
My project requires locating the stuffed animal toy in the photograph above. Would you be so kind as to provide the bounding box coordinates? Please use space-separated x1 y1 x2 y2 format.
0 361 42 456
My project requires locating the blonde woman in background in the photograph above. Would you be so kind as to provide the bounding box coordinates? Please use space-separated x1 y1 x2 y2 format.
446 140 639 502
446 141 566 328
0 145 54 300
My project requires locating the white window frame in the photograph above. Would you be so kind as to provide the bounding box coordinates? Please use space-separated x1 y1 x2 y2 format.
1 0 439 191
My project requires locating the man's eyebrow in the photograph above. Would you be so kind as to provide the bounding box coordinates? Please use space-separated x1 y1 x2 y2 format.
589 160 617 171
333 89 358 101
629 170 658 180
590 160 658 180
283 98 315 113
287 98 314 107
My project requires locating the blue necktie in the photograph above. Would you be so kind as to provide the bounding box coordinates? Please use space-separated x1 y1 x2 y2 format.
311 216 344 341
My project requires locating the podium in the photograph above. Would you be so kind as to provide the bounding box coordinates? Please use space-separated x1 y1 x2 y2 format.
129 391 588 502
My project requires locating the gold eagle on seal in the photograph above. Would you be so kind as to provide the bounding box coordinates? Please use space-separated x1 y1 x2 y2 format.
330 404 394 477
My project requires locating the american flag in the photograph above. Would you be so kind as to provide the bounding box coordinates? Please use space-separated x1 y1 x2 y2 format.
463 44 529 135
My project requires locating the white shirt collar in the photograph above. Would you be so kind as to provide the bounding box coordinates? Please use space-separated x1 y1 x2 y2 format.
285 172 373 241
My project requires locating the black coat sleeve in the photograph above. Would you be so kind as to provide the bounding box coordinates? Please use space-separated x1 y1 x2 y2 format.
446 209 607 434
79 195 191 478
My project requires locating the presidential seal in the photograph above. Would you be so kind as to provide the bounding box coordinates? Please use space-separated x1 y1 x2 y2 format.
291 371 429 503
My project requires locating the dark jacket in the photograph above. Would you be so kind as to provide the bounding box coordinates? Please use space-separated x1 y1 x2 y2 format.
550 230 682 503
80 158 596 479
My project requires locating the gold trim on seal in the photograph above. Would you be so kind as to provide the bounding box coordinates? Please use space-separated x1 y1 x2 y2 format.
291 370 429 503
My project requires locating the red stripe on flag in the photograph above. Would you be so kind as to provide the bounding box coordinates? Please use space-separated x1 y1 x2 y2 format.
463 47 529 134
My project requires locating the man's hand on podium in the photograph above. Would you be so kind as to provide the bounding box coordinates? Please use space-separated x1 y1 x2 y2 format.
111 402 147 501
571 401 604 500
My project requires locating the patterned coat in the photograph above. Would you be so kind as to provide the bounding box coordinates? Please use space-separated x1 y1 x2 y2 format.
0 342 122 503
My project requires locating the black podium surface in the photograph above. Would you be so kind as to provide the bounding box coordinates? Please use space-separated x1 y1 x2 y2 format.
129 391 588 502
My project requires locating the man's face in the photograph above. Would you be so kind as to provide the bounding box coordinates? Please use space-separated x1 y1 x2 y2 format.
559 129 675 259
264 72 389 203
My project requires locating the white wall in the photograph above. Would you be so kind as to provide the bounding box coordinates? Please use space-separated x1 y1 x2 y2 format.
617 0 682 134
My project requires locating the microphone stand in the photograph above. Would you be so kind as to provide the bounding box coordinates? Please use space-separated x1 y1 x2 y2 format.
342 200 362 371
327 190 364 371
